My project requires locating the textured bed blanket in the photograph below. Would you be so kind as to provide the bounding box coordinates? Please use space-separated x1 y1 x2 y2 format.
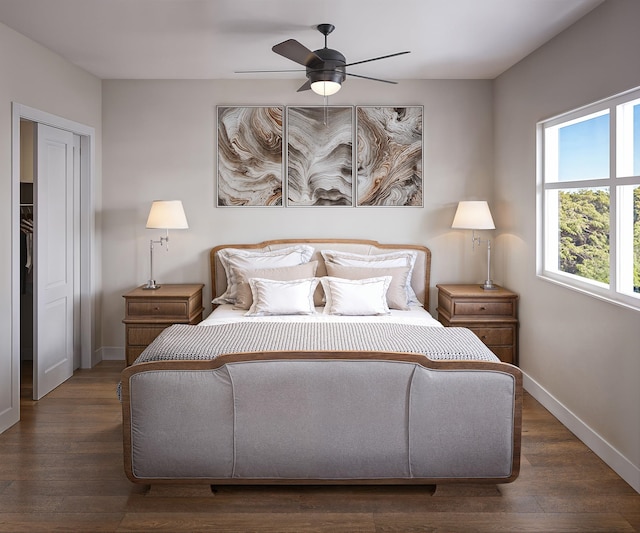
133 322 500 364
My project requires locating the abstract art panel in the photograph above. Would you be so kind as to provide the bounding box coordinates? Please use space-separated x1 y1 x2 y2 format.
217 106 283 207
286 106 353 206
356 106 423 207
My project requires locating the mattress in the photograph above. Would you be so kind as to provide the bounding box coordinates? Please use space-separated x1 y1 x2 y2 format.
201 303 444 327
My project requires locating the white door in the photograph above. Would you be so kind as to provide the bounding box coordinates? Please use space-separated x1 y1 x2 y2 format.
33 124 75 400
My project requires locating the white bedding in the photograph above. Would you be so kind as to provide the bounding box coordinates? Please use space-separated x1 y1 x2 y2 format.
201 304 444 328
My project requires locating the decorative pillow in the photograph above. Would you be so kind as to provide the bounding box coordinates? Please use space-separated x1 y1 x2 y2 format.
233 261 318 310
321 249 419 305
325 263 410 310
246 277 319 316
213 245 314 304
320 276 391 316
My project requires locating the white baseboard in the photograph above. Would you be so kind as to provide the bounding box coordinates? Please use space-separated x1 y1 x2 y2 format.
523 371 640 494
98 346 125 361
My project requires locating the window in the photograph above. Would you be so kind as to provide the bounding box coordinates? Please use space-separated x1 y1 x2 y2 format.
538 87 640 310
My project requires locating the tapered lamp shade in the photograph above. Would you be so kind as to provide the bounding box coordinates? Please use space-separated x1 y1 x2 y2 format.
451 201 495 230
146 200 188 229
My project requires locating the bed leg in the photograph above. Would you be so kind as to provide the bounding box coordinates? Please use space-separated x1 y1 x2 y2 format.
433 483 500 497
145 484 217 497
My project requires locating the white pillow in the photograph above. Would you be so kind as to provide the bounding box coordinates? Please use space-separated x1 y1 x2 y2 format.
246 277 319 316
213 245 314 304
321 249 419 304
325 263 410 310
320 276 391 316
232 261 319 310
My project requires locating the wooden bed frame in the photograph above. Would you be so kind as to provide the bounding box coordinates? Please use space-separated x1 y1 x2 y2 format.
210 238 432 308
121 239 522 486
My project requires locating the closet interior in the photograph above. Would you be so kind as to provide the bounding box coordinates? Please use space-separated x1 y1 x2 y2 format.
20 119 34 379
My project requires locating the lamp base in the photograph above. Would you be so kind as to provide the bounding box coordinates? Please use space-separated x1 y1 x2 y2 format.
481 280 497 290
143 280 161 290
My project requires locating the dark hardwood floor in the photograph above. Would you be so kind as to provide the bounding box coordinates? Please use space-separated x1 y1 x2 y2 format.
0 361 638 532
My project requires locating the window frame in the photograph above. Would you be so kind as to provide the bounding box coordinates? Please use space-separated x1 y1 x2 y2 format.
537 86 640 312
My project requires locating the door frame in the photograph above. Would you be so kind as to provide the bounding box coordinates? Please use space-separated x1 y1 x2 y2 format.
9 104 96 414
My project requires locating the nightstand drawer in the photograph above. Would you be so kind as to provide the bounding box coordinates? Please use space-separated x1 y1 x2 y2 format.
467 326 513 345
126 301 188 319
454 301 514 317
126 325 168 346
488 346 515 365
126 346 147 364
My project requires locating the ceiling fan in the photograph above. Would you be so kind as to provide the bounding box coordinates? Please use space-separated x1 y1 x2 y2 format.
237 24 410 96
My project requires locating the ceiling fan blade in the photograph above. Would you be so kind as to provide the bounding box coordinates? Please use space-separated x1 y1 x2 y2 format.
346 72 397 84
235 69 305 73
344 51 410 68
273 39 322 66
297 79 312 92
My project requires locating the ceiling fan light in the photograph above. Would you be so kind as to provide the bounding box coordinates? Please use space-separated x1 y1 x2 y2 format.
310 80 341 96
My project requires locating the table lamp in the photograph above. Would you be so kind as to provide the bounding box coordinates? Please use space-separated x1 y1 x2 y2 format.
451 200 496 290
144 200 188 289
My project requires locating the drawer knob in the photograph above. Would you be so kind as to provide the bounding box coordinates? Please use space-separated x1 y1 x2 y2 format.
480 306 486 311
481 335 487 340
153 306 160 311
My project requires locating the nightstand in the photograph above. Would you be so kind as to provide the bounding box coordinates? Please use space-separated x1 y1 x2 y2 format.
436 284 519 365
123 283 204 366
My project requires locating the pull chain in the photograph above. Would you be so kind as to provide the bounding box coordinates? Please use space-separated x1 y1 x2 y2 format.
323 96 328 126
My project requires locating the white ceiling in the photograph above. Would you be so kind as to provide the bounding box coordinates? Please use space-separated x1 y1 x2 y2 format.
0 0 603 80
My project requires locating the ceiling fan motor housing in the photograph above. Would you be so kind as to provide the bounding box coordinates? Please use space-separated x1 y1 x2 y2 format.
306 47 346 85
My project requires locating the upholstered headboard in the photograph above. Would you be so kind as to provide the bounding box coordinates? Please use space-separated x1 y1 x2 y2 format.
209 239 432 308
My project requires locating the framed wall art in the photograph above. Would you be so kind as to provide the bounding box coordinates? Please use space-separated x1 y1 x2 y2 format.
286 106 354 207
217 106 284 207
356 106 423 207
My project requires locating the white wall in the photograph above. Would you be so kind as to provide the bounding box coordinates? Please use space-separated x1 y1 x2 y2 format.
0 22 102 428
494 0 640 491
101 78 494 351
